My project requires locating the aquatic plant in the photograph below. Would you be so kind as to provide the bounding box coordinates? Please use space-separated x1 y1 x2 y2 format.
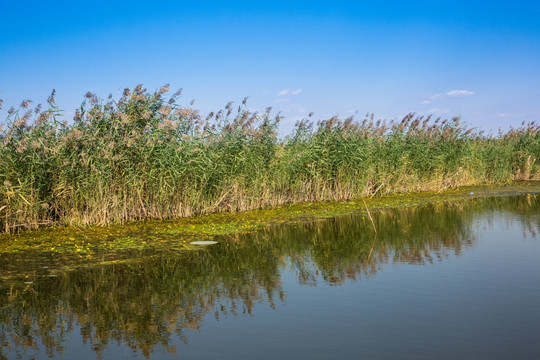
1 86 539 232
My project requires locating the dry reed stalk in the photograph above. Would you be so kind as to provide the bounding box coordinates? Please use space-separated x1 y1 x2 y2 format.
363 199 377 234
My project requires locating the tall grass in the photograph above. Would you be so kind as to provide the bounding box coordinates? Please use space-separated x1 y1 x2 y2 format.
1 85 539 232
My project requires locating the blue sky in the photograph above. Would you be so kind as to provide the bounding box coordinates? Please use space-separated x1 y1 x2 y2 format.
1 0 539 133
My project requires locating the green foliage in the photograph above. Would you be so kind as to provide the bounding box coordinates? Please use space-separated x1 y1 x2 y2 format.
1 87 539 232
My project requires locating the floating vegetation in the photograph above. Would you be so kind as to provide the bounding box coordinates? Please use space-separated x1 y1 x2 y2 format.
0 183 538 282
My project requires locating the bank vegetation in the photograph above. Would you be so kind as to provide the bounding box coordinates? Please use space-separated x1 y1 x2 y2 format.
1 85 538 232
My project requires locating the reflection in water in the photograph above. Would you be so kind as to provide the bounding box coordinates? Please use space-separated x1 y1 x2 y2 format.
1 195 539 359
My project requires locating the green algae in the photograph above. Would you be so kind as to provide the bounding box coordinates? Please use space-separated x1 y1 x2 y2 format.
1 182 539 282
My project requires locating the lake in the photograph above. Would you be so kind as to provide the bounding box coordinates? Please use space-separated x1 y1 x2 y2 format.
1 195 539 359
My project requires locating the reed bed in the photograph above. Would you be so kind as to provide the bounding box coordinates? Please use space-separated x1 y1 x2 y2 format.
1 85 539 232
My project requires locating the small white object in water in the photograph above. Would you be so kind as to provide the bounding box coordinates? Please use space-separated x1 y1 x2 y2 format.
470 192 474 195
190 241 218 246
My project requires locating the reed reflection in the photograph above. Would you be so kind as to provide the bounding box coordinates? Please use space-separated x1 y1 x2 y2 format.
1 195 538 359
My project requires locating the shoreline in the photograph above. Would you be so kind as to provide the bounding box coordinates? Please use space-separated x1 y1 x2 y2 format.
1 182 539 262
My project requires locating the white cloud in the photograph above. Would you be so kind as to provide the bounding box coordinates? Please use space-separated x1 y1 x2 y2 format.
278 88 302 96
422 89 474 105
420 94 444 104
278 89 290 96
446 89 474 98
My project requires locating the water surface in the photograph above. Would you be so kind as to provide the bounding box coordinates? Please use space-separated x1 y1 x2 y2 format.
1 195 539 359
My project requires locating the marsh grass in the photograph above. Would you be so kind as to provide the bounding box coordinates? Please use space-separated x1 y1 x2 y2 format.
1 85 539 232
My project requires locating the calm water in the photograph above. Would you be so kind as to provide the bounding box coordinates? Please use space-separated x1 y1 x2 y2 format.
1 195 540 359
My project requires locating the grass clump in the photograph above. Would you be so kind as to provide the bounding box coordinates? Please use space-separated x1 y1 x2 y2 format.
1 85 539 232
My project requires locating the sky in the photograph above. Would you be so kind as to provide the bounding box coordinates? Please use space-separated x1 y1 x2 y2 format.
1 0 539 133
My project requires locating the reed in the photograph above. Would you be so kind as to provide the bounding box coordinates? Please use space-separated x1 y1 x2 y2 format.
1 86 539 232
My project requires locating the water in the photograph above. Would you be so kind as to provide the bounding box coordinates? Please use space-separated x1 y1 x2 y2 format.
1 195 539 359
